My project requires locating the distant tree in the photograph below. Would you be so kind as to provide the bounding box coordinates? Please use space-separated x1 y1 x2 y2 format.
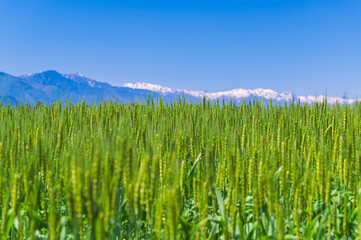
35 101 43 107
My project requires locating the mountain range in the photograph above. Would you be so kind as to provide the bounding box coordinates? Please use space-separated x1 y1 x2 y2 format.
0 70 356 105
0 70 160 105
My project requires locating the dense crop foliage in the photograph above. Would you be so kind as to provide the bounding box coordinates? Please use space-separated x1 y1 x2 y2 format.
1 98 361 239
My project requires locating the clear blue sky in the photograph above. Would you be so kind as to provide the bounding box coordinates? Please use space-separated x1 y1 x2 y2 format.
1 0 360 97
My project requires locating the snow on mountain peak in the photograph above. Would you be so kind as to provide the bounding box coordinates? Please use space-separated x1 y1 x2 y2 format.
123 82 359 104
62 72 88 79
20 71 46 78
123 82 293 102
61 73 100 88
21 73 35 78
123 82 175 94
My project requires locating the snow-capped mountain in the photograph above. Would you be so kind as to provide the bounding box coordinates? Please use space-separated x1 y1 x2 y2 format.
0 70 357 105
123 82 293 100
123 82 175 94
61 73 105 88
123 82 357 105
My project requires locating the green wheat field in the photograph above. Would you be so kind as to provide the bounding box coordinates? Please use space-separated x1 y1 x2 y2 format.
1 98 361 239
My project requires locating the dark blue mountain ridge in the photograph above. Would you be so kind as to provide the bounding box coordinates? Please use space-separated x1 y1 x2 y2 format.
0 70 164 105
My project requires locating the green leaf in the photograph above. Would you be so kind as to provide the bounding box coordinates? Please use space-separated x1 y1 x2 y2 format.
187 153 202 181
215 187 226 221
190 216 212 237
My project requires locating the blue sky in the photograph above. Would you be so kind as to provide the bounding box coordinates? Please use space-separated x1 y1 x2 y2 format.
1 0 360 97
